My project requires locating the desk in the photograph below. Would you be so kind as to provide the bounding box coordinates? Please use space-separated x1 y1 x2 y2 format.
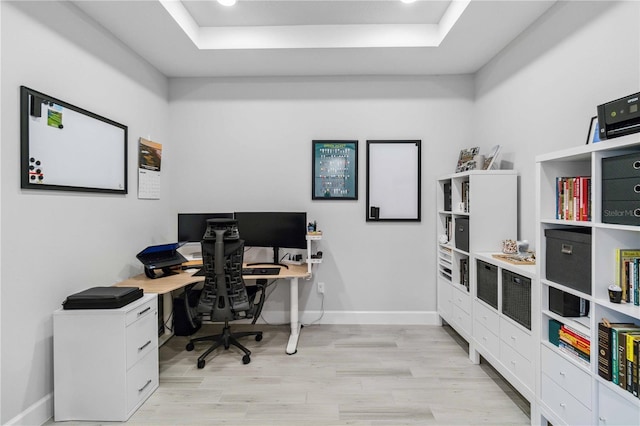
114 263 311 354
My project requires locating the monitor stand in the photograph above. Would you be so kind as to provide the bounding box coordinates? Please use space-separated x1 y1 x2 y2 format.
246 246 289 269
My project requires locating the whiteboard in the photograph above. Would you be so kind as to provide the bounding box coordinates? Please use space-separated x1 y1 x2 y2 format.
20 86 128 194
366 140 421 221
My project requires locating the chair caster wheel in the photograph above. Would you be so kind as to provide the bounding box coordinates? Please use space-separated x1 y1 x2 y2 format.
242 355 251 364
186 342 194 351
255 334 263 342
197 359 205 369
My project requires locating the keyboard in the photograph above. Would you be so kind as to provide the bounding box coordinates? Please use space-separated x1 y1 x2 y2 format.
242 267 281 276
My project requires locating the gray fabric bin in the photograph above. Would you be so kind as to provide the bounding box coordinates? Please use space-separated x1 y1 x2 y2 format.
545 228 591 294
477 260 498 309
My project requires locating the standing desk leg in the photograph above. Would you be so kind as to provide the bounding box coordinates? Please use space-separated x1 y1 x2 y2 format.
286 277 301 355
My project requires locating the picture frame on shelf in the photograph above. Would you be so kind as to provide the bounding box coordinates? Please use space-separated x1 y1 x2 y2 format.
585 116 601 144
455 147 479 172
312 140 358 200
483 145 501 170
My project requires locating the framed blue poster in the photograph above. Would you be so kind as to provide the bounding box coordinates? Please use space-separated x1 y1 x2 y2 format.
312 140 358 200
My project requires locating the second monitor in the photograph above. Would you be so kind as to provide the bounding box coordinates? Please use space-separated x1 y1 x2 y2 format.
234 211 307 266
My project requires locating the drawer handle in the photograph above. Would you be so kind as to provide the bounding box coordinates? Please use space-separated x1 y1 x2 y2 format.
510 335 516 341
634 184 640 193
599 416 606 422
138 379 152 393
559 371 566 376
635 208 640 217
559 403 566 408
510 360 516 365
561 244 573 255
138 340 152 351
137 306 151 316
634 160 640 170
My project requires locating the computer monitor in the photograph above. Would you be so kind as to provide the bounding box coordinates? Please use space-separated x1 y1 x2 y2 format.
234 211 307 266
178 213 234 243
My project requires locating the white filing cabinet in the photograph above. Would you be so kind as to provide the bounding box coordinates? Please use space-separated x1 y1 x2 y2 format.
53 293 159 421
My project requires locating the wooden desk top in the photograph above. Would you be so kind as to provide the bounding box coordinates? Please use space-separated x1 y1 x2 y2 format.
114 263 310 294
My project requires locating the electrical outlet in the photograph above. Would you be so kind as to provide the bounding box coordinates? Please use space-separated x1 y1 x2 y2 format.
317 282 325 294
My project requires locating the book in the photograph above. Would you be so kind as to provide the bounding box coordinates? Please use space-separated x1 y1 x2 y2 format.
554 176 591 221
618 330 640 390
611 324 640 385
560 328 590 356
625 333 640 393
616 249 640 302
598 322 636 381
633 338 640 397
549 319 562 346
558 340 590 367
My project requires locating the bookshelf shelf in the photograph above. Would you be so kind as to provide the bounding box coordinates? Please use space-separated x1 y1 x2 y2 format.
535 133 640 426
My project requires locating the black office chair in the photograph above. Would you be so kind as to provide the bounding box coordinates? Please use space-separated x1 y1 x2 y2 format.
184 219 263 368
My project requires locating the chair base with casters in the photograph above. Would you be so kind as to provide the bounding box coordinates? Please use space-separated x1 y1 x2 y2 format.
185 320 263 367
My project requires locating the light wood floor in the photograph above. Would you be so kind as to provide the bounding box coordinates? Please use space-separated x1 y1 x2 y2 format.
49 324 530 425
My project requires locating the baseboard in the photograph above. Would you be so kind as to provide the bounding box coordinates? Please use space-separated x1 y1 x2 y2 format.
258 310 440 325
5 392 52 426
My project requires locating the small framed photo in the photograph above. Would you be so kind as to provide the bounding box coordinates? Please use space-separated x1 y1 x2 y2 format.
455 147 479 172
312 140 358 200
586 116 601 144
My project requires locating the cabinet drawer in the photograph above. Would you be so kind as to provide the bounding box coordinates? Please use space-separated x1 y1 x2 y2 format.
437 280 453 320
598 383 640 425
452 304 472 335
541 374 591 426
500 317 533 361
474 299 499 331
541 345 591 407
126 349 158 415
125 298 156 326
474 320 499 357
500 341 534 390
452 286 471 314
126 311 158 369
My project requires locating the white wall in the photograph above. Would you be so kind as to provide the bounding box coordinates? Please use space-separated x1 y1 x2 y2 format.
0 2 169 424
474 0 640 245
168 76 475 323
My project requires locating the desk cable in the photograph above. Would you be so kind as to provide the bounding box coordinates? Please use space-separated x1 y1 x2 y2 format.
302 291 325 326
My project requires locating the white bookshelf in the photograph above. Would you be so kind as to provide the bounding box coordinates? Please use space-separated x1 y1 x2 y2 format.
436 170 518 345
535 133 640 426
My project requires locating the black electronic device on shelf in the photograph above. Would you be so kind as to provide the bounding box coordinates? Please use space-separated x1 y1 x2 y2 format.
597 92 640 140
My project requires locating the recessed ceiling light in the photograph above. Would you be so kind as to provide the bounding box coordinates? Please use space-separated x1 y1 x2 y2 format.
401 0 417 4
217 0 236 6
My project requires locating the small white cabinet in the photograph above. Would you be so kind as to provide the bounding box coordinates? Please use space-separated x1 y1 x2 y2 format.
472 253 536 401
53 293 159 421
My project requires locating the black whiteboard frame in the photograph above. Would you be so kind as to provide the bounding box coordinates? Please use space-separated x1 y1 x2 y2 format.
20 86 128 194
366 140 421 222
